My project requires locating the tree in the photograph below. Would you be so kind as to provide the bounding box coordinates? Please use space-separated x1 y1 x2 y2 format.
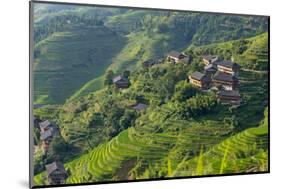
119 110 137 130
48 136 69 161
173 81 199 102
123 70 130 78
104 70 114 86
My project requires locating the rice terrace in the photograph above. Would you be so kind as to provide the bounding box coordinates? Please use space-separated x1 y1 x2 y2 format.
31 1 269 187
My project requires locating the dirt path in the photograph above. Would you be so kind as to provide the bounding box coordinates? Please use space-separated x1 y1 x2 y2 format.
241 68 268 74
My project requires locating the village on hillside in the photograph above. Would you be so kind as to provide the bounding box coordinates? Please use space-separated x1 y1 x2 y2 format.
113 50 242 106
34 49 244 184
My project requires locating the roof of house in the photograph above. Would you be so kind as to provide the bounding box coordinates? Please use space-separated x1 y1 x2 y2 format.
40 126 59 140
217 61 240 69
39 120 53 130
113 75 128 83
213 71 238 82
204 64 217 71
46 161 67 175
182 56 190 63
202 55 218 61
40 129 54 140
218 90 241 97
190 71 206 81
168 50 182 58
132 103 148 111
143 59 155 66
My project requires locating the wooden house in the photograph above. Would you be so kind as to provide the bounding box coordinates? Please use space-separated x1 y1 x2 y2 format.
40 127 59 151
202 55 219 65
181 55 191 64
216 61 240 75
218 90 241 105
45 161 68 185
204 64 217 76
39 120 57 133
189 71 212 90
142 59 155 68
167 51 186 63
113 75 130 88
213 71 239 90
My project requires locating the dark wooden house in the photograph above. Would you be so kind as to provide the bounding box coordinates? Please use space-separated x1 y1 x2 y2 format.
39 120 57 133
218 90 241 105
189 71 212 90
167 51 186 63
113 75 130 88
204 64 217 76
45 161 68 185
202 55 219 65
40 127 59 151
213 71 239 90
142 59 155 68
216 61 240 75
181 55 191 64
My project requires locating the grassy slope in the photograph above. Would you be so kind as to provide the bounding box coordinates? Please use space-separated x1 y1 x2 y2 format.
33 25 126 104
34 111 233 185
188 32 268 70
173 123 268 176
34 6 268 104
34 32 269 185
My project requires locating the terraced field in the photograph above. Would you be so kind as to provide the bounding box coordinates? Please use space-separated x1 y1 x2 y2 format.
33 25 126 104
34 104 235 185
173 125 268 176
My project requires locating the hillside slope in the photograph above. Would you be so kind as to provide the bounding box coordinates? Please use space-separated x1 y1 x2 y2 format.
33 4 268 104
34 32 268 185
173 109 268 176
33 25 126 104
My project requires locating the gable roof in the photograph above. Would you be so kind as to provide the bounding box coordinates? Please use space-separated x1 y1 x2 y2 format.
190 71 206 81
40 127 59 140
46 161 67 175
39 120 53 130
132 103 148 111
218 90 241 97
40 129 53 140
213 71 238 82
113 75 128 83
182 56 191 63
204 64 217 71
217 61 240 69
168 50 182 59
202 55 218 62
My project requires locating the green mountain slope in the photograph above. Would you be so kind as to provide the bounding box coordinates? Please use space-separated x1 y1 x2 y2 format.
187 32 268 70
33 25 126 104
34 32 268 184
33 4 268 104
173 110 268 176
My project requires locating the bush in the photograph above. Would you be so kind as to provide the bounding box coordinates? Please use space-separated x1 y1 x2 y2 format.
173 81 199 102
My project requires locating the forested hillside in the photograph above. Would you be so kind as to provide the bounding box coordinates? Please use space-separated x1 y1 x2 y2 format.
33 32 268 185
33 4 268 104
32 3 269 187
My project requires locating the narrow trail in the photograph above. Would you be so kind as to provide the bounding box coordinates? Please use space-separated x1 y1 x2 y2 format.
241 68 268 74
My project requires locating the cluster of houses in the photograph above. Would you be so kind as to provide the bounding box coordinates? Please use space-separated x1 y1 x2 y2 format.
36 51 242 184
37 119 68 184
111 49 242 106
189 55 241 105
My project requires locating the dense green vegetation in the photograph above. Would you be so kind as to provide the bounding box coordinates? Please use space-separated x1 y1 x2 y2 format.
32 3 269 187
33 4 268 104
34 33 268 185
173 108 268 176
187 32 268 70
